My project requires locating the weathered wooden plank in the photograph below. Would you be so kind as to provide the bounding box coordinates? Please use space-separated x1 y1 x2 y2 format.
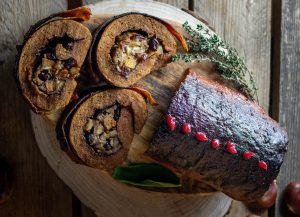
0 1 73 217
81 204 97 217
69 0 83 9
155 0 189 9
82 0 189 9
83 0 100 5
274 0 300 216
194 1 272 217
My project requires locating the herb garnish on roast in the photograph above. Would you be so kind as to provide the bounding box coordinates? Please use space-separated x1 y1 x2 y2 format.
172 21 257 100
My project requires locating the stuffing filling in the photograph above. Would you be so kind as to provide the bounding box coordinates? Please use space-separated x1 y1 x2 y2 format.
32 36 80 95
111 32 163 77
84 104 122 155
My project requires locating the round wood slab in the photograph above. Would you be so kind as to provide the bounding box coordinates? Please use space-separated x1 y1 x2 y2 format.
31 1 232 216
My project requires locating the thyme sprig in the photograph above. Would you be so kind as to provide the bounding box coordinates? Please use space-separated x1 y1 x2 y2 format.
172 21 257 100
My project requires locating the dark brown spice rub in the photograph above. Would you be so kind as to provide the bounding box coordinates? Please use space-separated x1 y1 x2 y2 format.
17 19 92 114
57 88 148 171
146 71 288 201
90 13 177 87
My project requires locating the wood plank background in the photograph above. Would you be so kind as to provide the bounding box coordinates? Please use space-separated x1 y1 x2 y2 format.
272 0 300 216
0 0 298 217
0 1 73 217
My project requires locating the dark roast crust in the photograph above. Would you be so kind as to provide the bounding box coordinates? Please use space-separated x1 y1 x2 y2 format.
88 12 177 87
16 19 92 114
65 89 147 171
147 72 288 201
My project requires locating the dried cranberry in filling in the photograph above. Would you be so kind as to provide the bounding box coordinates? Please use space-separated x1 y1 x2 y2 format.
64 58 77 70
119 67 131 77
46 52 57 60
38 70 52 81
113 107 121 121
137 53 147 62
84 133 93 145
130 34 145 40
103 141 113 151
149 37 159 51
65 42 74 50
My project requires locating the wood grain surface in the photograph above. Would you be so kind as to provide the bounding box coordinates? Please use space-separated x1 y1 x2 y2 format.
273 0 300 216
0 1 73 217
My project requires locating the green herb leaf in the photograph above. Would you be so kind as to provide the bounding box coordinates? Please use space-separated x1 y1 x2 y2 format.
173 21 258 100
112 163 181 188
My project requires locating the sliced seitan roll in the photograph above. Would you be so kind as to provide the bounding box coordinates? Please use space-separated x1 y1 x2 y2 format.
57 88 148 171
16 11 92 114
89 13 178 87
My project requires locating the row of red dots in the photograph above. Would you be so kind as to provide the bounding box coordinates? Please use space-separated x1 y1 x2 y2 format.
166 115 268 170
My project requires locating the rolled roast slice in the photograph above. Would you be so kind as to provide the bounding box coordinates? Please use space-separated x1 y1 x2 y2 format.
89 13 177 87
146 71 288 201
16 17 92 114
57 88 148 171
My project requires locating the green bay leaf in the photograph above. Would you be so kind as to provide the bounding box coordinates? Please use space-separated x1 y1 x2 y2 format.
112 163 181 188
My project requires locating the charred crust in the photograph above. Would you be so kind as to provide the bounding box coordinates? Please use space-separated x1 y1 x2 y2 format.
147 71 288 201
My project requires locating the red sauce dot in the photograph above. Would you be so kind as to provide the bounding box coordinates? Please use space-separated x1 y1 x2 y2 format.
243 151 255 160
226 142 237 154
258 161 268 170
182 123 191 133
166 115 176 131
195 132 208 142
211 139 220 149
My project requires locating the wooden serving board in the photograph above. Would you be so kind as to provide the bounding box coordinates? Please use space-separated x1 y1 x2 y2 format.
31 1 232 216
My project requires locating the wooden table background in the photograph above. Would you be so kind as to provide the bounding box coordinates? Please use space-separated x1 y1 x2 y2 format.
0 0 299 216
